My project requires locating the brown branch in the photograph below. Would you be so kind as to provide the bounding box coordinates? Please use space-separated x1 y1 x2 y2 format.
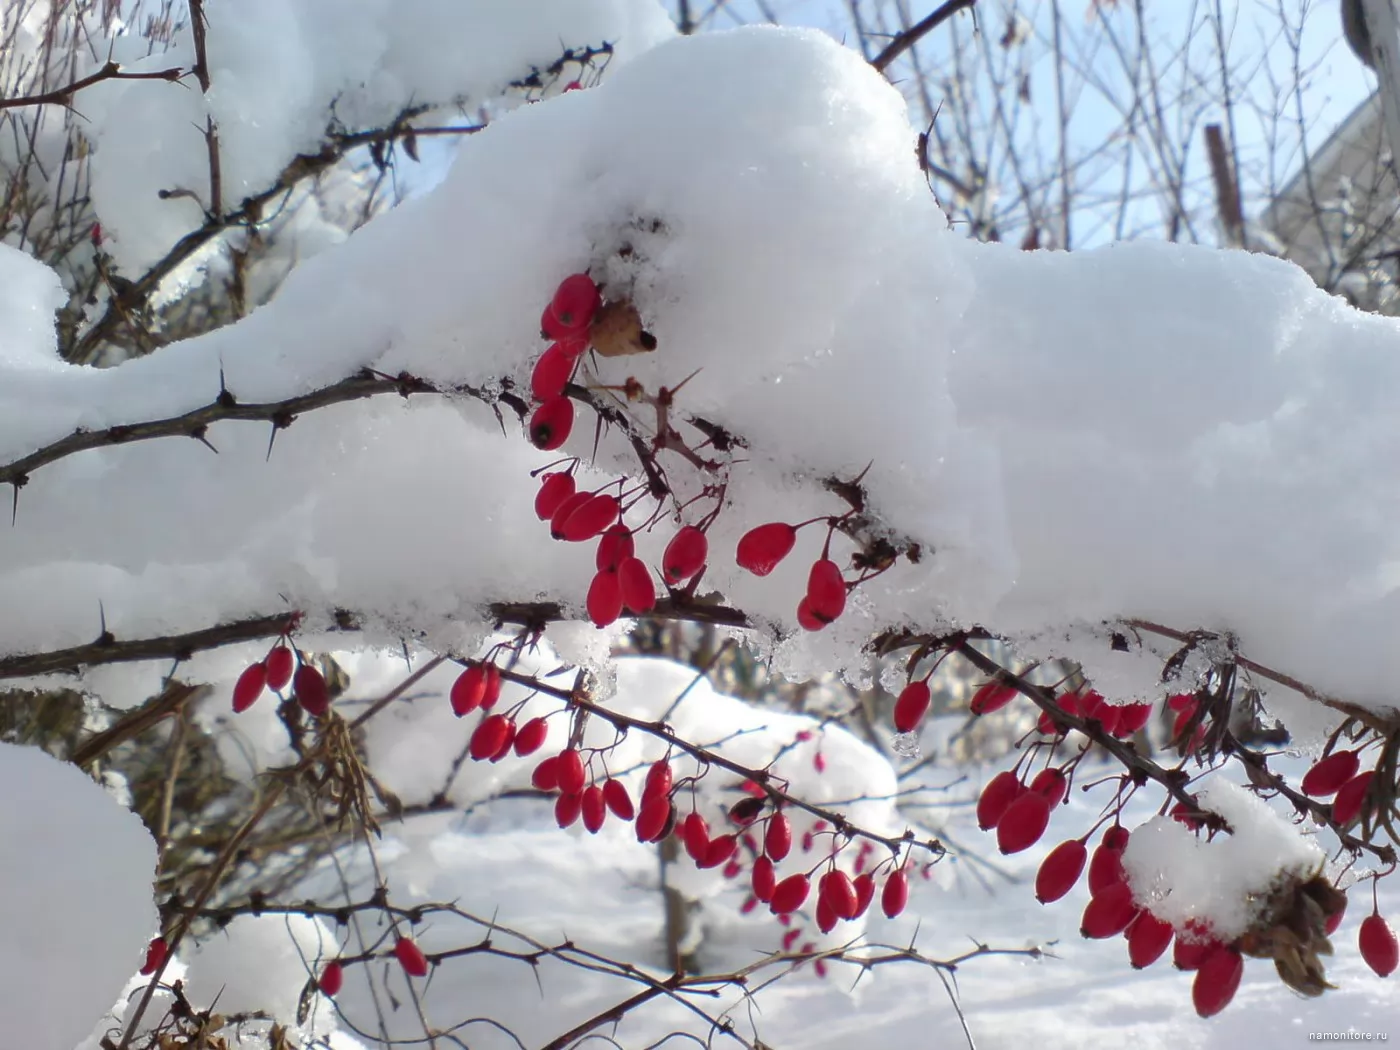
871 0 978 72
0 60 184 110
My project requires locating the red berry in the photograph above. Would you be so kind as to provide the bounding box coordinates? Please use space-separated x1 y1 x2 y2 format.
1167 692 1197 712
394 936 429 978
531 756 560 791
561 494 621 542
555 749 587 796
581 785 607 833
662 526 708 585
1038 690 1079 735
643 760 673 802
232 661 267 713
796 597 825 632
1101 825 1131 851
852 872 876 917
682 813 711 862
1192 946 1243 1017
1127 912 1174 969
1080 882 1138 938
480 663 502 709
318 959 344 996
549 273 600 331
804 559 846 624
450 665 487 717
636 794 673 843
752 856 777 902
139 936 168 976
587 569 623 627
513 717 549 757
770 873 811 914
1333 771 1375 826
535 472 576 521
881 869 910 918
531 341 577 402
820 870 859 920
1088 843 1128 897
1174 925 1218 970
996 792 1051 854
1115 701 1154 736
1301 750 1362 798
469 714 512 761
602 778 634 821
736 522 798 576
764 813 792 861
529 397 574 451
618 557 657 613
294 665 329 716
1029 768 1067 808
969 681 1017 715
264 645 295 692
703 834 738 869
595 525 634 572
816 898 837 934
893 680 932 733
1360 913 1399 977
1326 894 1348 936
555 792 583 828
548 491 591 539
976 770 1023 830
1035 839 1087 904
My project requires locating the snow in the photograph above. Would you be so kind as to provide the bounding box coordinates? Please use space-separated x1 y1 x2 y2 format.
0 742 157 1049
1121 778 1326 941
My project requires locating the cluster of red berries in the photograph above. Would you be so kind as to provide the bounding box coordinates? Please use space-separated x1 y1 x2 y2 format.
733 520 852 631
1300 746 1376 826
526 274 601 452
230 637 330 717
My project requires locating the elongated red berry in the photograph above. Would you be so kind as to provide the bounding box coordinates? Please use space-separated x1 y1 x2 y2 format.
893 680 932 733
1035 839 1087 904
881 869 910 918
469 714 511 761
587 569 623 627
1029 768 1067 808
752 856 777 902
816 898 837 933
232 661 267 713
643 760 673 802
662 526 708 585
1302 750 1361 798
636 794 672 843
488 719 516 762
1128 913 1174 969
549 273 600 331
1174 924 1218 970
1081 882 1138 938
140 936 168 976
703 834 738 869
1361 913 1399 977
602 778 634 821
294 665 329 716
1333 771 1375 825
555 748 587 796
581 785 607 833
682 813 711 862
1101 825 1131 851
804 559 846 624
1038 690 1079 735
562 494 621 542
618 557 657 614
770 873 811 914
265 645 295 692
1115 701 1154 736
535 472 576 521
555 792 583 828
997 791 1051 854
450 665 486 717
765 813 792 861
480 663 502 709
531 341 577 402
394 936 429 977
976 770 1023 830
513 717 549 757
529 397 574 451
595 525 634 572
548 491 591 539
1326 893 1348 936
796 597 825 632
736 522 798 576
969 681 1016 715
532 756 560 791
318 959 344 996
820 870 859 920
1089 843 1128 897
852 872 876 916
1192 946 1243 1017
